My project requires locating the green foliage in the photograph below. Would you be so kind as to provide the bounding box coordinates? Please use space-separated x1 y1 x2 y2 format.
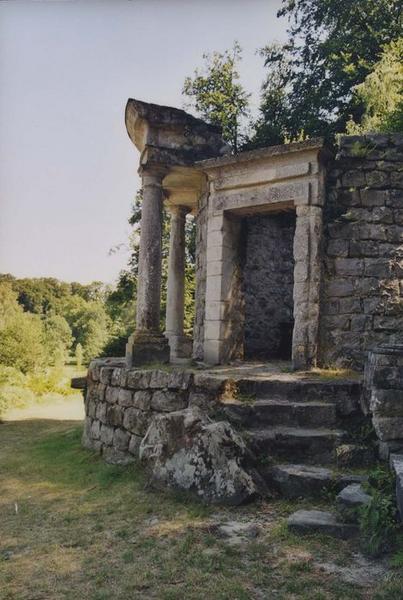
250 0 402 146
359 466 398 556
0 309 46 373
183 42 250 152
346 38 403 134
43 314 73 366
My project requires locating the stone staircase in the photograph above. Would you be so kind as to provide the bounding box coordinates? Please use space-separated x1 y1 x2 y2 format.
221 376 371 500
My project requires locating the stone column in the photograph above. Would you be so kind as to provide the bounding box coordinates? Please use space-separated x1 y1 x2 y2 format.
126 166 170 366
165 205 192 361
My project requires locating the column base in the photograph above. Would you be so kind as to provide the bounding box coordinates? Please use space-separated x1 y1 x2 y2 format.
126 331 170 367
166 333 193 362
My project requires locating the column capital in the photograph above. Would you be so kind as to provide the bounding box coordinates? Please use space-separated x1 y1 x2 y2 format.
166 204 191 219
139 164 168 186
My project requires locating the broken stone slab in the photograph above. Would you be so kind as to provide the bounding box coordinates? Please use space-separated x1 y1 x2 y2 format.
390 453 403 520
139 407 259 505
266 463 368 499
216 521 261 545
288 510 358 539
336 484 371 523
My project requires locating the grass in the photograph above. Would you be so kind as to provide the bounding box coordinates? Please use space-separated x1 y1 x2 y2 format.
1 420 403 599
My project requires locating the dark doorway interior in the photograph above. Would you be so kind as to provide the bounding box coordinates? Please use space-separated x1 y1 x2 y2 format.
242 211 296 360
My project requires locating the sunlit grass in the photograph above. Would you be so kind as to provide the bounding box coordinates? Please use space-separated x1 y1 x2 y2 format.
0 419 401 599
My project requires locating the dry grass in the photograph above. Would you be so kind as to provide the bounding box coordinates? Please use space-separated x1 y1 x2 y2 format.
0 418 402 599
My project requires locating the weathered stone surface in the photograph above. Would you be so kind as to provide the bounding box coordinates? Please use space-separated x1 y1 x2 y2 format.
113 428 131 452
100 367 114 385
118 388 133 407
140 408 258 505
151 390 187 412
133 390 152 410
102 446 135 466
390 454 403 520
100 424 114 446
128 434 142 457
288 510 358 539
105 386 119 404
123 407 150 436
336 484 371 522
126 369 151 390
373 416 403 441
90 419 101 440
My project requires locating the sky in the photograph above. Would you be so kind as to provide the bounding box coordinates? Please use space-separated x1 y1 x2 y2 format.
0 0 287 285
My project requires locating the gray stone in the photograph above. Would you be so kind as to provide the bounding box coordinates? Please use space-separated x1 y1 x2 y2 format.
123 407 150 436
117 388 133 407
390 454 403 520
140 408 258 505
288 510 358 539
90 419 101 440
102 446 135 466
133 390 152 410
372 415 403 441
100 367 114 385
126 369 151 390
336 484 371 522
105 386 119 404
100 424 114 446
151 390 187 412
95 401 108 424
106 404 123 427
113 428 131 452
128 434 142 457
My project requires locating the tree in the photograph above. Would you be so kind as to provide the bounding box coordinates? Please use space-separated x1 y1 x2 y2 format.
183 42 250 152
346 39 403 134
250 0 402 146
43 314 73 366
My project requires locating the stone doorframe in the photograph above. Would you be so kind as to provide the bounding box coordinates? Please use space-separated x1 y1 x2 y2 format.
198 139 328 370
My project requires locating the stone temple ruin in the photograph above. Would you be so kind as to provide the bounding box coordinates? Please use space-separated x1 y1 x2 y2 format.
81 99 403 526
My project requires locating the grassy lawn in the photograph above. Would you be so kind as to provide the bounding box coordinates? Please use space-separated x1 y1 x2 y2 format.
1 418 402 599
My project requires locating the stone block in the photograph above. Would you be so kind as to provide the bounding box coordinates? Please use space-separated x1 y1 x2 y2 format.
100 424 114 446
341 170 366 187
149 370 170 389
100 367 114 385
151 390 187 412
118 388 133 407
336 484 371 522
113 428 131 451
167 370 193 390
360 224 387 241
327 239 349 257
360 189 388 207
370 389 403 417
128 434 142 456
334 258 363 276
386 189 403 208
349 240 379 258
106 404 123 427
364 258 390 278
336 444 375 467
366 170 390 188
123 407 150 436
372 415 403 441
111 368 123 387
288 510 358 539
371 207 394 224
126 369 151 390
133 390 152 410
105 386 119 404
391 170 403 188
90 419 101 440
102 446 134 466
96 402 108 424
326 278 354 297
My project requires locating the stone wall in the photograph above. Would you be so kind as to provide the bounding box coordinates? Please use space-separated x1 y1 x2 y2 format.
82 358 226 464
243 212 296 359
320 134 403 369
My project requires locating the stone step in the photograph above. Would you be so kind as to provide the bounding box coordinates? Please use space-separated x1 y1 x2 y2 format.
236 378 361 417
248 426 347 464
288 509 358 540
262 463 368 499
223 399 337 428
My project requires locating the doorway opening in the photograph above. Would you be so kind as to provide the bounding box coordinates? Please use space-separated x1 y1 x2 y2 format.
242 210 296 360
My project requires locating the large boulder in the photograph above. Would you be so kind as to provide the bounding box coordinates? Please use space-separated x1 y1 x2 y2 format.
139 408 259 505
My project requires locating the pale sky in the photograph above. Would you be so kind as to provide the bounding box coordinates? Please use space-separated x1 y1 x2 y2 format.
0 0 287 284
